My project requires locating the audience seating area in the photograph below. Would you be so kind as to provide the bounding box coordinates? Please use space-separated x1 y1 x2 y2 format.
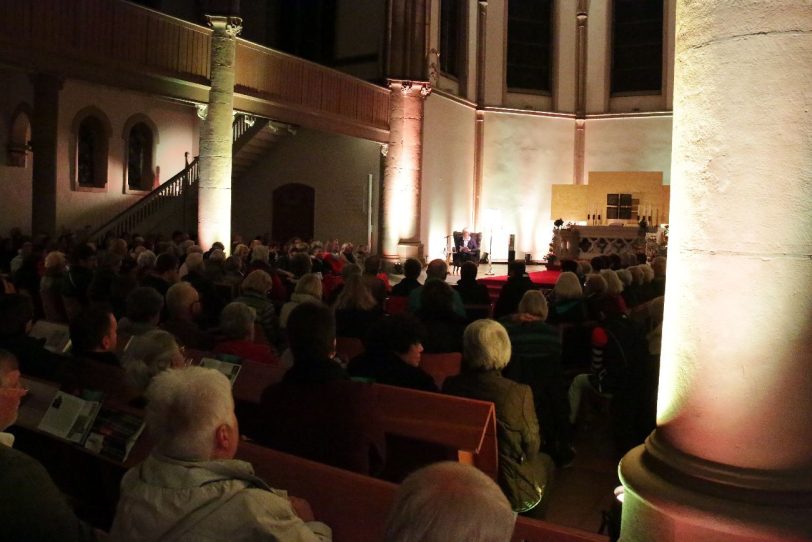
0 231 669 540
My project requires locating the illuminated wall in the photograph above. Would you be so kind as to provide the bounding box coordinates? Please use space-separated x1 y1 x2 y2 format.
479 111 575 260
232 127 381 244
55 79 198 231
420 93 477 260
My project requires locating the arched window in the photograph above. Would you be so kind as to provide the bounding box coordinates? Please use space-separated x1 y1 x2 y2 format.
123 114 159 193
7 103 32 168
71 107 111 191
127 123 154 191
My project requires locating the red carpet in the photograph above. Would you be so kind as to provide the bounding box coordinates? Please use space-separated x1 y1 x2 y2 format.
478 270 561 303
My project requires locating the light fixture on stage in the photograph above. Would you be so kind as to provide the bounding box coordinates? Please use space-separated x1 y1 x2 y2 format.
483 208 500 276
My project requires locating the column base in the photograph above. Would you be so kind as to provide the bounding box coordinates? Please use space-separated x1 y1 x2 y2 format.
618 433 812 541
396 241 423 261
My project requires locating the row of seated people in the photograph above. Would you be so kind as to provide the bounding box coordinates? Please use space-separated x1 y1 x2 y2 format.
0 344 605 542
0 244 664 536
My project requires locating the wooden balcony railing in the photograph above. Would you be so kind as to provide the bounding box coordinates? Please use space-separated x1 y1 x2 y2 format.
0 0 390 140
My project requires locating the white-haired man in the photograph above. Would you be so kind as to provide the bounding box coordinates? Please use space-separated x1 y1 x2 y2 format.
0 349 98 541
384 461 516 542
110 366 331 541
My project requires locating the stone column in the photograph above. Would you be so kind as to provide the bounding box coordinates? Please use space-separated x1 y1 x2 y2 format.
618 2 812 541
30 74 62 235
198 15 241 252
380 80 430 261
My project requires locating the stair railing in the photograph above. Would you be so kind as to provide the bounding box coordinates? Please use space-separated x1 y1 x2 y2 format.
87 113 263 244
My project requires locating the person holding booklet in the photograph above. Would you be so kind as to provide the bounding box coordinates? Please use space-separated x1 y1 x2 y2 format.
110 366 331 541
0 349 99 541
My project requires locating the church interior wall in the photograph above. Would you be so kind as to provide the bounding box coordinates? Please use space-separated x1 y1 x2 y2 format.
584 115 673 185
0 69 34 234
54 79 199 232
479 111 575 260
420 93 477 260
232 127 381 245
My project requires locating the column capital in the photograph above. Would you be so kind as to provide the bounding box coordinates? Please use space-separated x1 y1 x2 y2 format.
387 79 432 99
205 14 242 37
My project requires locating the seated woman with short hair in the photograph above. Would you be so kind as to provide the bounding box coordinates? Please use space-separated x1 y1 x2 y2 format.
214 302 278 365
443 319 554 518
122 329 186 404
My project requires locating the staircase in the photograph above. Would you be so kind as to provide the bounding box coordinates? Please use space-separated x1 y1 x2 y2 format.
88 114 289 245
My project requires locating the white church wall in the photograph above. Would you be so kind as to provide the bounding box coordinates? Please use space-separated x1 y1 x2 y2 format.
584 114 673 185
232 128 381 246
55 79 198 231
479 111 575 260
0 70 33 233
421 93 477 261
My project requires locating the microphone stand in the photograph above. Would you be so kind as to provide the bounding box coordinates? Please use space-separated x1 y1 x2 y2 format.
485 226 495 276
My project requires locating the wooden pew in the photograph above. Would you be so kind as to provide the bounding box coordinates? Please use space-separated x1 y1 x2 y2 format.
513 517 609 542
373 383 499 481
419 351 462 388
185 349 288 405
237 441 607 542
237 441 397 542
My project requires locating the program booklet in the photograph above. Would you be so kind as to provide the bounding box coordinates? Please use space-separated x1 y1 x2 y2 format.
200 357 242 385
28 320 72 353
37 391 145 463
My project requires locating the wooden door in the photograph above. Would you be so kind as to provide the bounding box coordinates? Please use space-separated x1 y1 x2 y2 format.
272 183 315 242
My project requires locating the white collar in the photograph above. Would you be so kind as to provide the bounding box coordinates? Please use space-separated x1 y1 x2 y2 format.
0 432 15 447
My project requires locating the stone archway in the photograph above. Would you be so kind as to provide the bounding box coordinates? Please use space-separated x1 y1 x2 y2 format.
272 183 315 243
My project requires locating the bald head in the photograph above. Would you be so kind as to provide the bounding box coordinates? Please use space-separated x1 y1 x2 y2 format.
425 259 448 281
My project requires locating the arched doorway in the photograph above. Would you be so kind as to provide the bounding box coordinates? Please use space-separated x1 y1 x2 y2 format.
272 183 315 242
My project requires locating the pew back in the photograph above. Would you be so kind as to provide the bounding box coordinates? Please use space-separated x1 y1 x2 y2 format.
374 383 499 480
236 441 397 542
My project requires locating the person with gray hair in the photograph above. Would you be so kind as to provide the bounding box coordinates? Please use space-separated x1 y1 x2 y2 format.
109 366 331 541
408 258 466 317
383 462 516 542
215 302 278 364
547 271 587 325
500 291 573 467
443 320 554 517
122 329 186 397
279 273 324 329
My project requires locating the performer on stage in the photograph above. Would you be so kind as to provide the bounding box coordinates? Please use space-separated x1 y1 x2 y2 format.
455 228 480 266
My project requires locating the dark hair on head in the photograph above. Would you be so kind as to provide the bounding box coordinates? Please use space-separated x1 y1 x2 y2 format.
420 279 454 314
70 306 114 353
560 259 579 274
0 294 34 337
365 314 425 355
289 252 313 278
590 256 604 272
608 254 622 270
460 261 478 282
508 261 526 277
70 243 96 265
403 258 422 279
286 302 335 361
636 252 648 264
155 253 179 274
364 255 381 274
125 287 165 323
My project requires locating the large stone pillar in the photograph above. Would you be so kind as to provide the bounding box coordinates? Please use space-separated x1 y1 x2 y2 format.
198 14 241 252
381 80 430 261
618 2 812 541
30 74 62 236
